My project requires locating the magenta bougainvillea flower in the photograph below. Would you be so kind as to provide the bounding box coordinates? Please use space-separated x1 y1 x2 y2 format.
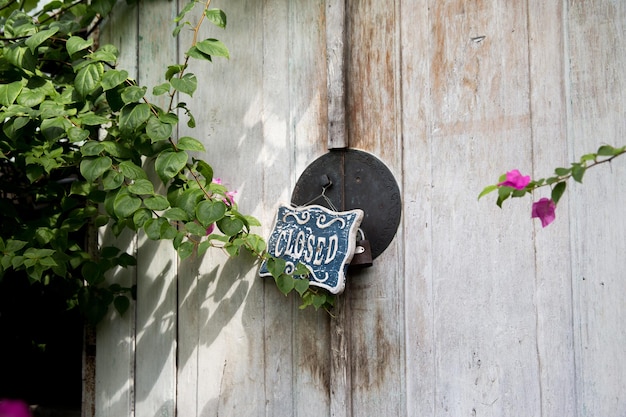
0 399 32 417
532 198 556 227
498 169 531 190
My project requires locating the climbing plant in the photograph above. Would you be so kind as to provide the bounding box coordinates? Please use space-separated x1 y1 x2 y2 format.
0 0 334 324
480 144 626 227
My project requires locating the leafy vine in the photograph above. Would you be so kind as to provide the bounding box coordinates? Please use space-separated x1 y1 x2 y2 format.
0 0 333 324
480 144 626 227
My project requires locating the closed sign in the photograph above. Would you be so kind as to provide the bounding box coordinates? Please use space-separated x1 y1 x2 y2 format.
260 204 364 294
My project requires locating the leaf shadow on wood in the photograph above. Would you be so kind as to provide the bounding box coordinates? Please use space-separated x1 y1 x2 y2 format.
177 251 256 372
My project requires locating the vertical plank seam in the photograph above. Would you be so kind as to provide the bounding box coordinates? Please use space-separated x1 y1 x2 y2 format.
130 6 141 417
288 2 298 416
426 2 436 415
523 1 545 416
561 1 581 416
392 0 408 415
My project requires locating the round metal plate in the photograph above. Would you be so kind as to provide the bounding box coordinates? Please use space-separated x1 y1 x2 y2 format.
291 149 401 260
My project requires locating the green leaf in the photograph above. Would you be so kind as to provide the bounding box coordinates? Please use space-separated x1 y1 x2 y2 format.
128 178 154 195
185 221 207 236
26 165 43 182
205 9 227 28
197 240 212 256
119 161 148 180
294 278 309 296
217 216 244 236
165 64 186 81
163 207 189 221
113 295 130 316
571 164 586 183
143 195 170 210
275 274 295 295
102 69 128 90
177 241 195 260
41 117 71 141
580 153 597 163
194 38 229 59
17 88 45 107
170 73 197 96
67 127 90 142
478 184 497 200
0 81 24 106
266 257 286 279
244 215 262 227
80 113 109 126
195 200 226 226
81 141 105 156
119 103 151 135
195 160 213 183
66 36 93 56
114 189 142 218
25 27 58 52
121 85 146 103
154 150 188 183
174 1 195 23
597 145 622 156
160 222 178 239
551 181 567 204
554 167 571 176
244 234 266 253
312 293 328 309
80 156 112 183
177 136 205 151
88 46 118 64
5 45 36 72
153 82 171 96
496 186 513 208
75 63 103 97
144 218 163 240
102 170 124 190
132 208 153 228
146 117 173 142
5 239 28 253
174 188 204 217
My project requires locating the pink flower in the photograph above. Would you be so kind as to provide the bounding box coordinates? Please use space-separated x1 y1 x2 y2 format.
206 223 215 235
532 198 556 227
224 190 237 206
498 169 530 190
0 399 32 417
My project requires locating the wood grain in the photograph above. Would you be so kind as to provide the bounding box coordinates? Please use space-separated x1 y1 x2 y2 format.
95 1 626 416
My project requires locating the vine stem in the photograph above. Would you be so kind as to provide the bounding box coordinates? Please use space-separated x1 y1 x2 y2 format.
528 149 626 193
167 0 212 113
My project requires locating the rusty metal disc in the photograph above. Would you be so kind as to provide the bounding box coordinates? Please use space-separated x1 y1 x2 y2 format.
290 149 401 260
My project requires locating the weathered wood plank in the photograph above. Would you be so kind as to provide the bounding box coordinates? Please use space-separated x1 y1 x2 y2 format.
95 4 138 416
288 1 333 416
259 0 297 415
326 0 347 149
399 0 435 415
566 1 626 415
175 0 267 415
527 1 577 415
427 1 540 415
133 1 180 416
345 0 405 415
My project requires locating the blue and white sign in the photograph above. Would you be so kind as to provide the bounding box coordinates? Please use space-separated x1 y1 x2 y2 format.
259 204 364 294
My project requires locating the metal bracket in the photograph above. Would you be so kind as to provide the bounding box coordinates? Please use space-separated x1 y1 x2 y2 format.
291 149 401 260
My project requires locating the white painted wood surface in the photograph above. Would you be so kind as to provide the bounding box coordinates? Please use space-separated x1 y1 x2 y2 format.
96 0 626 416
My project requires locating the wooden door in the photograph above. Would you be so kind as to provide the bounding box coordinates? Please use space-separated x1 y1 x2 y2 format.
95 1 626 416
